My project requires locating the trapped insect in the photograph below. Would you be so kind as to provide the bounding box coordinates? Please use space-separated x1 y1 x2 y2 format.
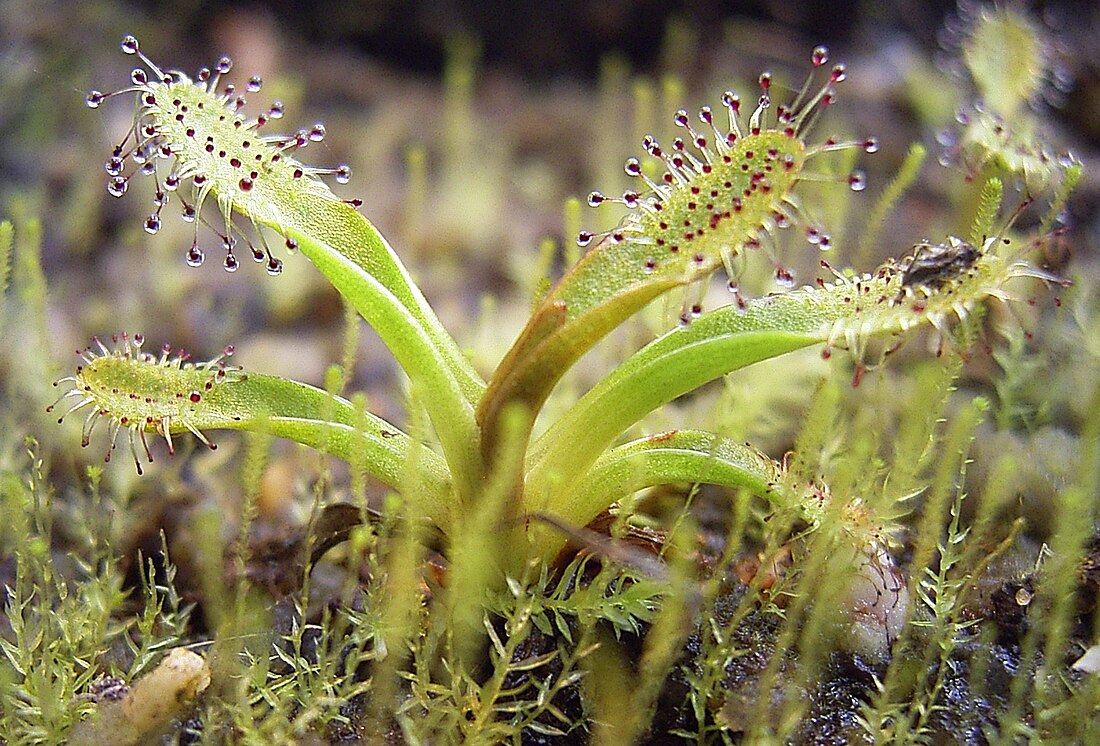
899 236 982 291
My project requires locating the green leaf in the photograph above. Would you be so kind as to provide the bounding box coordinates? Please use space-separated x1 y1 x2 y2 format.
527 245 1041 524
548 431 782 547
477 82 844 455
103 55 484 500
56 346 453 528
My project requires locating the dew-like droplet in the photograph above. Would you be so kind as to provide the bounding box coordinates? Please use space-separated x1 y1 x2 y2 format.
186 243 205 267
577 231 594 247
775 267 795 287
107 177 128 197
848 170 866 191
863 137 879 153
181 204 196 222
759 71 772 90
285 237 298 251
86 90 105 108
623 191 639 208
247 75 262 92
673 109 689 127
335 164 351 184
812 46 829 67
104 157 124 176
131 68 148 85
830 64 846 83
624 157 641 177
215 56 232 74
587 191 605 207
267 257 283 275
120 35 139 55
268 101 284 119
144 215 161 234
164 173 180 190
308 123 326 142
224 252 239 272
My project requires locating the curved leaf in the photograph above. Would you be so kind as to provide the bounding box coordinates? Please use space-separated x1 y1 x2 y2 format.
527 247 1044 512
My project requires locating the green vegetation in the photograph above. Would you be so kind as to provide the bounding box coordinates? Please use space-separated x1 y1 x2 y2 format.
1 5 1096 743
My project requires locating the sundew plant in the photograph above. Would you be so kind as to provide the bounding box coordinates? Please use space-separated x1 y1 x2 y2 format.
2 5 1096 743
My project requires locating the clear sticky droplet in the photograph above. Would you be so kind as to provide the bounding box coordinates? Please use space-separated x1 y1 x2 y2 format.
131 68 148 85
247 75 262 92
267 257 284 275
120 35 139 55
309 123 326 142
85 90 105 108
107 177 128 197
224 253 239 272
848 171 867 191
334 164 351 184
144 215 161 234
587 191 605 207
812 46 829 67
186 244 205 267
